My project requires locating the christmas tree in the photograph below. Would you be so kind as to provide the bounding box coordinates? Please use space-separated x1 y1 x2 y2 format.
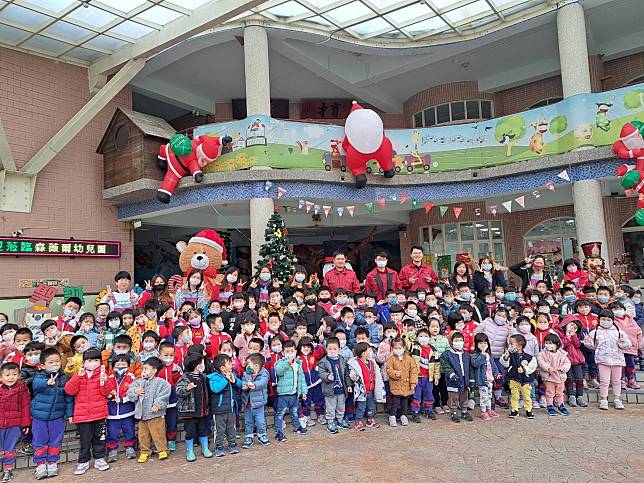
255 212 298 283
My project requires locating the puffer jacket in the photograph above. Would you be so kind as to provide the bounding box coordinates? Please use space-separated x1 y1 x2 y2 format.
440 348 472 391
126 376 171 420
470 352 500 386
241 367 269 409
207 371 243 414
474 317 510 357
31 371 73 421
65 370 114 423
274 358 308 397
537 349 571 384
500 351 538 384
554 330 585 366
386 352 419 397
176 372 209 418
583 326 631 366
614 316 642 356
107 372 136 419
0 381 32 428
317 356 353 397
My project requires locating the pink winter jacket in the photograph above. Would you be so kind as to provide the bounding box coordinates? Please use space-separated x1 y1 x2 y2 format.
583 326 631 366
537 349 571 384
614 316 642 356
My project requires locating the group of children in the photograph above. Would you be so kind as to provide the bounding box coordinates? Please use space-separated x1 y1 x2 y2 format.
0 263 642 481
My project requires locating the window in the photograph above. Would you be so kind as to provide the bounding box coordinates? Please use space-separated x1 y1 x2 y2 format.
524 217 577 279
413 100 494 127
622 217 644 279
420 220 505 268
529 97 563 109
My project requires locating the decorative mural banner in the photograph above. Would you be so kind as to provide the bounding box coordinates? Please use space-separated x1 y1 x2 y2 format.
193 84 644 174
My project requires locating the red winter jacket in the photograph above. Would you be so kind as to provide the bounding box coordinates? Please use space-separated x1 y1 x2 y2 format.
65 370 114 423
554 329 585 366
399 262 438 291
0 381 31 428
365 268 401 302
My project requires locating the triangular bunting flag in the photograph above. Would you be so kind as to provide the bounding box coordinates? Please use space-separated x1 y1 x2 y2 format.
502 200 513 213
365 202 374 214
323 205 331 217
274 205 281 213
557 169 570 182
439 206 448 218
314 204 321 215
489 205 497 216
390 194 398 202
377 198 386 209
411 198 419 207
336 206 344 217
545 181 556 191
424 202 433 214
347 206 355 217
298 199 305 210
277 187 287 198
453 207 463 219
399 194 410 205
264 180 273 191
515 195 525 208
305 201 314 213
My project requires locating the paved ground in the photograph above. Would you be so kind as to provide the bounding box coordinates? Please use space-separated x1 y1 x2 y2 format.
20 407 644 483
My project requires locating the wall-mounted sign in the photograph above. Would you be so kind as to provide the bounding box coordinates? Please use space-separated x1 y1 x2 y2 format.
0 238 120 257
300 99 356 119
19 278 70 289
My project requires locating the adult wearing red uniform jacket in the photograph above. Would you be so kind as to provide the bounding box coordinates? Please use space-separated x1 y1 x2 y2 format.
323 251 361 295
365 252 401 302
399 245 438 292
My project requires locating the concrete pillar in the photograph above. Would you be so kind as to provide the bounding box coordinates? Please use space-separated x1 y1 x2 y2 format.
557 2 591 98
244 26 274 270
573 179 608 261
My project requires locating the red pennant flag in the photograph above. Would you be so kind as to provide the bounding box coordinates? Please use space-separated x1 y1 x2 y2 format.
277 187 287 198
377 198 386 209
424 202 433 214
453 207 463 219
305 201 314 213
399 194 410 205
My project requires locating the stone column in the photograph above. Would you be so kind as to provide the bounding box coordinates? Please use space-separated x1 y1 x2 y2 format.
244 26 274 269
573 179 608 261
557 2 591 98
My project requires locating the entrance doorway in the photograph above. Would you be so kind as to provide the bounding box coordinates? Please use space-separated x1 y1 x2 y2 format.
524 217 577 279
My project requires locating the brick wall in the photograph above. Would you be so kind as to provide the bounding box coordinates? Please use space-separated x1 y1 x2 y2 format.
603 196 637 263
496 76 563 115
0 48 133 298
603 52 644 90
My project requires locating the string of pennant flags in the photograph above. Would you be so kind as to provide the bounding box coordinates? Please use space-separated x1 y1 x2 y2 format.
263 169 571 218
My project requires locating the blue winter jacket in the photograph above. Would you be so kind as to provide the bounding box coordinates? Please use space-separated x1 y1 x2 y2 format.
440 349 472 391
207 371 242 414
31 370 74 421
470 352 500 386
241 368 269 409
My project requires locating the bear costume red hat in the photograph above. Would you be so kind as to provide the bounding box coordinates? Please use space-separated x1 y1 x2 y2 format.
342 101 395 188
157 134 232 204
176 229 227 299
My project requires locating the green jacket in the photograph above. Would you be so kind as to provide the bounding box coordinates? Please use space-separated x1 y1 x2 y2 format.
274 357 308 397
429 334 449 358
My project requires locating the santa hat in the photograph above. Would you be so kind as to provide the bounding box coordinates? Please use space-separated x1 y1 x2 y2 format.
189 229 227 264
350 100 364 113
619 122 640 142
195 136 223 163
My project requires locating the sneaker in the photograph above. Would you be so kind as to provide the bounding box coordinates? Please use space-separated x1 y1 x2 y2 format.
94 458 110 471
346 414 355 422
509 411 519 418
614 399 625 410
526 411 535 419
19 443 33 455
461 412 473 422
558 404 570 416
388 415 398 427
1 470 12 483
366 418 380 429
294 426 308 435
167 440 177 452
598 399 609 410
531 399 540 409
275 432 288 442
317 414 326 425
467 399 476 411
46 463 58 478
627 380 641 390
258 435 271 446
400 415 409 426
450 412 460 423
568 396 577 407
137 454 149 463
488 409 500 418
495 397 509 409
411 413 421 423
242 437 254 449
327 421 339 434
337 419 350 430
107 449 118 463
480 411 491 421
158 451 169 460
74 463 90 476
546 405 558 416
425 410 437 420
299 416 308 428
589 378 600 389
577 396 588 407
34 463 47 480
229 444 239 455
125 447 137 459
306 415 316 427
538 396 547 407
354 421 366 431
215 447 225 457
434 407 445 415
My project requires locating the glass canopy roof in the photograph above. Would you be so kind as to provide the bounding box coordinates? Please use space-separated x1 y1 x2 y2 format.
0 0 557 65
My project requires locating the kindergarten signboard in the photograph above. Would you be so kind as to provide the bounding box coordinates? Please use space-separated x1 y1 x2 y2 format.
0 237 121 257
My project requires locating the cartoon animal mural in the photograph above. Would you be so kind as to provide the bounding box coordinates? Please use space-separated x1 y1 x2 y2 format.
296 140 310 155
529 116 549 155
595 102 612 132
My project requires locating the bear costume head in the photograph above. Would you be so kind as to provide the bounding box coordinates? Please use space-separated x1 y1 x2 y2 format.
176 229 227 278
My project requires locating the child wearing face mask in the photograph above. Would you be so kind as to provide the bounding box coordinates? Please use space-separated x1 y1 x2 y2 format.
0 362 31 482
609 302 642 390
362 308 383 347
337 308 358 348
205 314 232 359
0 325 18 362
207 355 244 454
31 349 73 479
176 354 212 461
297 337 326 426
65 348 115 475
440 332 473 423
234 319 259 363
103 312 125 351
157 342 181 450
174 272 208 313
386 339 418 427
537 334 571 416
445 312 477 353
562 259 590 291
3 327 32 366
126 308 158 355
241 353 271 447
318 337 352 433
184 309 209 346
439 289 460 320
138 331 160 363
471 333 500 420
291 321 312 347
101 334 142 378
583 310 632 410
75 313 101 350
408 328 439 422
501 334 537 419
377 324 399 411
105 355 137 462
281 299 303 337
348 343 384 431
126 357 171 463
554 319 587 407
65 335 90 377
403 302 426 331
510 316 540 409
330 289 352 320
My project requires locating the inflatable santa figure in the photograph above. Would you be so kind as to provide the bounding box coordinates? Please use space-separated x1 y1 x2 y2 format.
613 121 644 224
157 134 232 204
342 101 395 188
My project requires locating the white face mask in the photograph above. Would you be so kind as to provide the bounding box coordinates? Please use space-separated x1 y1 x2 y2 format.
518 325 531 334
417 336 430 346
189 277 201 287
544 343 557 352
294 273 306 283
339 340 347 348
613 309 625 318
376 260 387 268
407 309 418 318
226 274 238 283
452 340 464 351
393 348 405 357
599 319 613 329
143 341 156 351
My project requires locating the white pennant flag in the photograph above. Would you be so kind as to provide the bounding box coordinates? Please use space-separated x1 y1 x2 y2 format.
502 200 513 213
557 169 570 182
314 204 321 215
337 207 344 217
515 195 525 208
298 199 305 209
323 205 331 217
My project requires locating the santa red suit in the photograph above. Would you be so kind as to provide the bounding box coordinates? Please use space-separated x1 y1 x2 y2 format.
157 135 230 204
342 101 395 188
613 121 644 209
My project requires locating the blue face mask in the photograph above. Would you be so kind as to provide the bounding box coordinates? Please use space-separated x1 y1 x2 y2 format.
505 293 517 302
564 295 577 304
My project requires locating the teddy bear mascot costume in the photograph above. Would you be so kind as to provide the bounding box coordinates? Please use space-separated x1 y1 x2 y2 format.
157 133 232 204
342 101 395 188
613 121 644 224
176 229 227 300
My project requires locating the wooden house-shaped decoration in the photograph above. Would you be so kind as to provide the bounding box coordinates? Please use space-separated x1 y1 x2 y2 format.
98 107 175 190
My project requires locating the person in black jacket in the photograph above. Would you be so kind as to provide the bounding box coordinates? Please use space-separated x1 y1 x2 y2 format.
510 255 554 293
176 354 211 462
472 256 507 296
221 293 256 340
300 290 326 335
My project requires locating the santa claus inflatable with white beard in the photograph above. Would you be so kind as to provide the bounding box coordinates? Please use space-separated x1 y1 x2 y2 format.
342 101 395 188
